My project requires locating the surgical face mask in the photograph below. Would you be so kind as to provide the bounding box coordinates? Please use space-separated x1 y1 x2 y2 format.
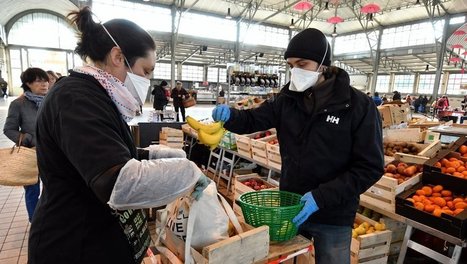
289 42 328 92
289 68 321 92
101 24 150 106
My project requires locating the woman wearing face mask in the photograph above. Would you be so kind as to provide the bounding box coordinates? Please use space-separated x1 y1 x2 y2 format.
3 67 49 222
28 7 209 264
212 28 383 264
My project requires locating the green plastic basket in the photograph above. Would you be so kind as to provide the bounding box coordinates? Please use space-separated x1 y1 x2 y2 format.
238 190 303 242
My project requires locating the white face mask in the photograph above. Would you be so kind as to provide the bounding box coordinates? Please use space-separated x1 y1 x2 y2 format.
289 68 321 92
124 71 150 106
289 43 328 92
101 24 150 106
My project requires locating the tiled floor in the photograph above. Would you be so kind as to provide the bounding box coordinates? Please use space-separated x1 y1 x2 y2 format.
0 96 215 263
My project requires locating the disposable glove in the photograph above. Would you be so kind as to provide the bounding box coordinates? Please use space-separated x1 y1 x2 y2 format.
292 192 319 227
192 174 211 201
212 104 231 122
145 144 186 159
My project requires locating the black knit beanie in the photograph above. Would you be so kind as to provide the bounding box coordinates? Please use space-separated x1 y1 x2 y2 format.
284 28 331 66
160 80 168 87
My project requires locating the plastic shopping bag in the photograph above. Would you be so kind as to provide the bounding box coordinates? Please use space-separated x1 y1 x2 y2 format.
165 181 242 263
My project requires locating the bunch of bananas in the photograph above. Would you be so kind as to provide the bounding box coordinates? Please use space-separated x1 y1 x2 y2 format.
186 116 225 150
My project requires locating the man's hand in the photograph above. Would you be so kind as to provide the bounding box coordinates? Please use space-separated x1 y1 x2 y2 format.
292 192 319 227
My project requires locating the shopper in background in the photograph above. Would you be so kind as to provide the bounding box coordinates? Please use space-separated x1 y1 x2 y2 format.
152 80 169 111
372 91 382 106
46 70 59 89
413 95 421 113
420 95 428 113
171 81 189 122
405 94 412 105
3 67 49 222
28 7 208 264
0 73 7 98
212 28 383 264
392 90 401 101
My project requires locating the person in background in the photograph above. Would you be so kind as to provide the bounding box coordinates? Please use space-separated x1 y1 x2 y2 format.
28 7 208 264
413 95 421 113
3 67 49 222
46 70 59 89
372 92 382 106
212 28 383 264
171 81 189 122
151 80 169 111
0 73 7 98
405 94 412 106
392 90 401 101
366 92 371 97
219 87 225 97
420 95 428 113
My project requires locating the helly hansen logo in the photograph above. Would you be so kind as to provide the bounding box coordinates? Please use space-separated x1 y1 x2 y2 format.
326 115 340 125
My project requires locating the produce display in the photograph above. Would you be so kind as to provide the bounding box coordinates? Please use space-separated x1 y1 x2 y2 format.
383 142 420 156
241 178 271 191
186 116 225 150
357 206 382 221
454 145 467 157
267 138 279 145
434 157 467 179
352 220 386 238
253 130 272 140
383 161 423 184
406 185 466 217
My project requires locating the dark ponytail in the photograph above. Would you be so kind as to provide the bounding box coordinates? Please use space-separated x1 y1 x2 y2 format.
68 6 155 66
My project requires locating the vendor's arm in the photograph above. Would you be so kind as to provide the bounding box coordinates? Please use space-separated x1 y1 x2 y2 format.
222 98 279 134
55 93 199 210
310 100 384 209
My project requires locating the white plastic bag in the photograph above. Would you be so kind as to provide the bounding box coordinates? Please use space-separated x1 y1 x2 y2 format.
108 158 201 210
165 181 242 264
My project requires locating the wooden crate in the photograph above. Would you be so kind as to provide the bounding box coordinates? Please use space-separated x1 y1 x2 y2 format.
233 173 278 201
266 142 281 171
234 130 276 159
351 214 392 264
160 222 270 264
251 135 276 165
385 128 424 143
383 140 441 159
360 153 426 213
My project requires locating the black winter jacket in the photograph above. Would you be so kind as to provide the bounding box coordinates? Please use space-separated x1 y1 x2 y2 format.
224 68 384 226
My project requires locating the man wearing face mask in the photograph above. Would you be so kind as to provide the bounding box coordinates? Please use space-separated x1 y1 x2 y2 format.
29 7 209 264
212 28 383 264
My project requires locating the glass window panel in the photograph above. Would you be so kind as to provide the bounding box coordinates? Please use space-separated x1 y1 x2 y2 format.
240 23 289 48
179 13 236 41
181 65 203 81
8 13 76 49
154 63 176 80
375 75 390 93
446 73 467 95
393 75 415 94
334 32 372 55
418 74 442 94
93 0 172 32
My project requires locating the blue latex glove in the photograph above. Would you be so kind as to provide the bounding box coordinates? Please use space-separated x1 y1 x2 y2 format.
192 174 211 201
292 192 319 227
212 104 231 122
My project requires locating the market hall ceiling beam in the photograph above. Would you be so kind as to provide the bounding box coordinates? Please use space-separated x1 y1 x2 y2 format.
181 47 201 64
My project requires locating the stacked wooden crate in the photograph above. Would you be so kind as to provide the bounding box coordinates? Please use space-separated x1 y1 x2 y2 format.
159 127 184 148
